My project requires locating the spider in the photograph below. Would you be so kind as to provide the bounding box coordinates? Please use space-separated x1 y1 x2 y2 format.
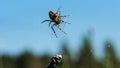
41 8 69 38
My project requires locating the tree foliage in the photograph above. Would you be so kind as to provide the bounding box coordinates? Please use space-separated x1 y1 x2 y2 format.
0 37 120 68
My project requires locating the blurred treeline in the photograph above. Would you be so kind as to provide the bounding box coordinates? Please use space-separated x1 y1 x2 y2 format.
0 36 120 68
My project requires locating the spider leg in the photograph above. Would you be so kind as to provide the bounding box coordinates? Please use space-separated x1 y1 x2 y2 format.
60 15 70 17
41 20 51 23
56 8 61 15
61 20 70 24
51 24 58 38
49 22 52 27
60 16 67 17
57 25 67 34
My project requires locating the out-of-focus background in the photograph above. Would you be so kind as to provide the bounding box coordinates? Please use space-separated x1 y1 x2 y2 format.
0 0 120 68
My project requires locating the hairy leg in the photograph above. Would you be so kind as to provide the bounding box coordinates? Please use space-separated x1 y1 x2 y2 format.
60 15 70 17
56 8 61 15
61 20 70 24
49 22 52 27
57 25 67 34
51 24 58 38
60 16 67 17
41 20 51 23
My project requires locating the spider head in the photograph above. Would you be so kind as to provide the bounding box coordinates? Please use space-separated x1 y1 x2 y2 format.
49 11 55 16
49 11 56 20
49 11 54 15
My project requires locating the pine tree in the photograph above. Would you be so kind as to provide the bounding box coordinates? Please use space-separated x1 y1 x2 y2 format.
103 41 119 68
61 42 72 68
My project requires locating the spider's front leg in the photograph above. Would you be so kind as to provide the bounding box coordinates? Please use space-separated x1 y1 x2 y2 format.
56 8 61 15
41 20 53 27
41 20 51 23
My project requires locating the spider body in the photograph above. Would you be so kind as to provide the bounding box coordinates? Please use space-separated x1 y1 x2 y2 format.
49 11 61 24
42 8 68 38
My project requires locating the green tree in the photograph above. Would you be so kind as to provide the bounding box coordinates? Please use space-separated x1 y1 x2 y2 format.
40 54 51 68
77 37 102 68
61 42 72 68
103 41 119 68
16 51 41 68
1 55 16 68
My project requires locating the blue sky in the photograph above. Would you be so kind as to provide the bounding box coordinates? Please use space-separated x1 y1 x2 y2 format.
0 0 120 58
